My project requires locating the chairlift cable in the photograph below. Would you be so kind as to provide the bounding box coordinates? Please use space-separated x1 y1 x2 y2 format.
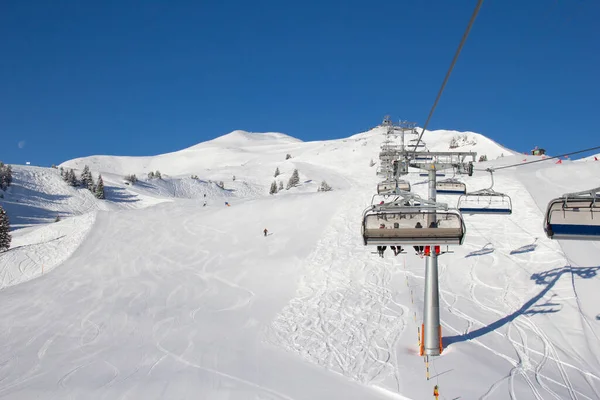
473 144 600 172
411 0 485 152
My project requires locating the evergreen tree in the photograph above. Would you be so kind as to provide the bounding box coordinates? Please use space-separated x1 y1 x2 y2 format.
95 175 105 199
232 175 236 181
369 159 375 167
80 165 94 191
60 167 65 178
155 170 162 179
269 181 278 195
0 163 13 191
67 169 78 186
124 174 138 184
286 169 300 189
0 205 11 252
318 181 332 192
274 167 280 177
148 171 155 179
285 154 292 160
278 181 283 191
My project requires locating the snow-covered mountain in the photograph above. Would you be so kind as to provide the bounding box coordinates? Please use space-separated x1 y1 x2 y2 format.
0 125 599 400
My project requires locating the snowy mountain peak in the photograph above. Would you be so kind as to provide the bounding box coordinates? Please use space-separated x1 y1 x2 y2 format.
203 130 303 146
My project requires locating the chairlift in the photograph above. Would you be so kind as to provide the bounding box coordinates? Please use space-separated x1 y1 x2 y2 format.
408 139 426 148
362 194 466 246
419 172 447 177
437 178 467 195
544 187 600 240
377 180 411 195
457 169 512 214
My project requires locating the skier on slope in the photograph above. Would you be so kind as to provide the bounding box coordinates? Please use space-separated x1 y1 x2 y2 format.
264 228 268 237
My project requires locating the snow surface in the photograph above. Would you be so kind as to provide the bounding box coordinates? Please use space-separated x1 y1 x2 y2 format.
0 127 599 399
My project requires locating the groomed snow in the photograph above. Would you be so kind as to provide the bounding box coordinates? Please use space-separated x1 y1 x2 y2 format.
0 127 598 399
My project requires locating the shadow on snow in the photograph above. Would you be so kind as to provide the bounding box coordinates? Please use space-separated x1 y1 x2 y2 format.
443 265 600 347
465 243 495 258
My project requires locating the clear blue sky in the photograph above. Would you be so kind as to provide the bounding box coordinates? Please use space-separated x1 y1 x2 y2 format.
1 0 599 166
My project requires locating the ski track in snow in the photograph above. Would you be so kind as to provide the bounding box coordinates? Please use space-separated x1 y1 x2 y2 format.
268 180 407 387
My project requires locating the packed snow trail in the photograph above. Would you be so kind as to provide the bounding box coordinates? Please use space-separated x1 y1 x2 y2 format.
0 195 401 400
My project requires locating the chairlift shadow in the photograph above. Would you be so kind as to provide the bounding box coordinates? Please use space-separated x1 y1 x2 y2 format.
510 239 538 255
465 243 494 258
443 265 600 347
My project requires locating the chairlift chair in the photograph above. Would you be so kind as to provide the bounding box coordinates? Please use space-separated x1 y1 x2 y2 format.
419 172 447 177
457 169 512 214
544 187 600 240
377 180 411 195
436 179 467 195
362 195 466 246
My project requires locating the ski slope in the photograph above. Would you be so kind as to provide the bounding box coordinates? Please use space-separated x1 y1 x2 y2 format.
0 127 599 399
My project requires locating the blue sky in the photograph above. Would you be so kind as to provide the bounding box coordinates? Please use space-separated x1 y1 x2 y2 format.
1 0 598 166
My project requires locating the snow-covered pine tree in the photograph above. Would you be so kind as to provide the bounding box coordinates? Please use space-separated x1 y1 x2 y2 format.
95 175 105 199
317 180 332 192
80 165 94 191
269 181 278 195
155 170 162 179
148 171 155 179
286 169 299 189
124 174 138 184
60 167 65 178
67 169 78 186
278 181 283 191
274 167 280 177
0 163 13 191
0 205 11 252
369 159 375 167
285 154 292 160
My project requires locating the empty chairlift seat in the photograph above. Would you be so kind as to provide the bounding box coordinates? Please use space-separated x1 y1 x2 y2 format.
377 181 396 195
398 179 411 192
436 179 466 195
457 190 512 214
544 190 600 240
362 209 466 245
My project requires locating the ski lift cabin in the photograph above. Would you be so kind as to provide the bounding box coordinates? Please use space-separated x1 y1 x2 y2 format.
458 191 512 214
531 147 546 156
457 169 512 214
362 207 466 246
544 188 600 240
436 179 467 195
377 180 411 195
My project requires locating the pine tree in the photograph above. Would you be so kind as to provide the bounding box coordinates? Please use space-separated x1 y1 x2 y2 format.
95 175 105 199
148 171 155 179
124 174 137 184
286 169 300 189
285 154 292 160
0 163 13 191
80 165 94 191
369 159 375 167
278 181 283 191
269 181 278 194
0 205 11 252
60 167 65 178
318 181 332 192
274 167 280 177
67 169 78 186
155 170 162 179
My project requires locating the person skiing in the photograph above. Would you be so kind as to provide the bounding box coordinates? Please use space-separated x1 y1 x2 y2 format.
264 228 268 237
